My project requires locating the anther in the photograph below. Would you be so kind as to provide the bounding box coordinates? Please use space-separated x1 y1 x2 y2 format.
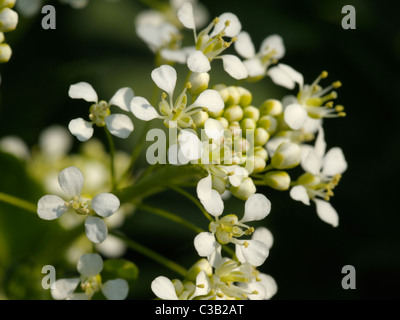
320 71 328 79
332 81 342 88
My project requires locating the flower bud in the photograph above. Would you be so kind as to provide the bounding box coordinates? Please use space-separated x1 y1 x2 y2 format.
271 142 302 169
0 1 16 9
264 171 291 190
259 99 282 116
237 87 252 107
254 127 270 146
192 110 209 127
254 146 268 161
0 8 18 32
186 258 213 282
243 105 260 121
246 156 266 174
230 177 256 200
240 118 256 131
224 105 243 122
226 86 241 106
216 116 229 129
0 42 11 63
257 115 278 134
188 72 210 96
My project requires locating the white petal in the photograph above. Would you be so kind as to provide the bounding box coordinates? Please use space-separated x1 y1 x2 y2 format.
301 150 322 175
258 273 278 299
290 185 310 205
204 118 224 141
178 130 203 161
177 2 195 29
192 271 211 298
211 13 241 38
85 216 108 244
243 58 267 78
161 49 188 64
268 64 303 90
322 147 348 176
284 104 308 130
247 281 267 300
235 31 255 59
190 89 224 112
252 227 274 249
151 65 177 96
187 50 211 73
68 118 94 142
39 125 72 159
37 195 69 220
68 82 98 102
67 293 89 300
51 278 80 300
196 174 224 217
151 276 179 300
105 114 134 139
167 144 189 165
91 193 120 218
226 166 247 188
130 97 159 121
194 232 216 257
238 240 269 266
109 87 134 112
242 193 271 223
314 199 339 227
260 34 285 59
58 166 84 197
197 173 212 200
77 253 103 277
0 136 30 160
220 55 248 80
314 125 326 158
102 279 129 300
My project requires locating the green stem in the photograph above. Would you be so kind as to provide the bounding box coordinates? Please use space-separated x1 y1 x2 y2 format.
137 203 204 234
110 230 187 278
169 185 214 222
105 127 116 191
0 192 36 214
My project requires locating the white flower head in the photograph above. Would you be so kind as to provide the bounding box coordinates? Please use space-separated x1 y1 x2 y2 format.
51 253 129 300
37 166 120 243
290 126 347 227
68 82 134 141
130 64 224 130
194 193 271 266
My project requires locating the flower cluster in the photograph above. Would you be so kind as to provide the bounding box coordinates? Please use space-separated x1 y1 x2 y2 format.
0 0 349 300
0 0 18 65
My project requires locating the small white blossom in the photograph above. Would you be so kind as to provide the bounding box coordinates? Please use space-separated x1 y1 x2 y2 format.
290 126 347 227
51 253 129 300
194 193 271 266
37 166 120 243
68 82 134 141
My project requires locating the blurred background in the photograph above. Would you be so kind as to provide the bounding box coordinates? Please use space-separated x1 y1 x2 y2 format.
0 0 399 299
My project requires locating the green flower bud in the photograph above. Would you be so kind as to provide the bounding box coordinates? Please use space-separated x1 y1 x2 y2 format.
230 177 256 200
237 87 252 107
228 121 242 137
217 87 230 104
254 127 270 146
246 156 266 174
243 105 260 121
212 175 227 194
240 118 256 131
0 42 11 63
264 171 291 190
271 142 302 169
0 8 18 32
257 115 278 135
192 110 209 127
186 259 213 282
224 105 243 122
188 72 210 96
259 99 283 116
254 146 268 161
226 86 241 106
0 0 16 9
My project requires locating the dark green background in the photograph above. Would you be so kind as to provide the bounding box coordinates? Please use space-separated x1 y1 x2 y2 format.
0 0 399 299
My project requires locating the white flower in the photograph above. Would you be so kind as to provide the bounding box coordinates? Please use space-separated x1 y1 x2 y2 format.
130 64 223 130
289 126 347 227
37 166 120 243
68 82 134 141
51 253 129 300
194 193 271 266
235 31 285 79
268 65 345 129
196 172 224 217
